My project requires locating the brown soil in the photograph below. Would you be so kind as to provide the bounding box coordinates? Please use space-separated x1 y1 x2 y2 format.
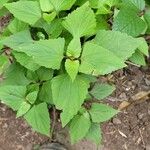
0 16 150 150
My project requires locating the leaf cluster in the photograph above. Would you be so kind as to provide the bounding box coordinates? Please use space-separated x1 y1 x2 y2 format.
0 0 149 145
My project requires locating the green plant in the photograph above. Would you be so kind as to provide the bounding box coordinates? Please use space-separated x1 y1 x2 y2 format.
0 0 149 145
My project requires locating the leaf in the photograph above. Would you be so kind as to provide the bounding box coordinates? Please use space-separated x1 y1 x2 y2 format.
0 55 9 74
62 3 96 37
94 30 141 60
16 101 31 118
39 0 53 12
36 67 54 81
8 18 28 34
67 37 82 57
0 85 26 111
0 30 33 49
38 81 53 104
14 38 65 69
129 50 146 66
51 74 90 126
1 63 30 86
89 103 119 123
79 42 126 75
26 91 38 104
4 1 41 25
24 103 50 136
113 9 147 37
137 38 149 56
40 0 76 12
65 59 79 81
86 123 102 145
90 83 115 100
122 0 145 11
69 112 91 144
144 9 150 33
13 51 40 71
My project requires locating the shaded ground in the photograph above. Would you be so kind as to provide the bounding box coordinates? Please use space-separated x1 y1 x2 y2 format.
0 16 150 150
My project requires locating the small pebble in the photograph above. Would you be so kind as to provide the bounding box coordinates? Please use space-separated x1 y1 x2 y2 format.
113 118 121 125
137 113 144 120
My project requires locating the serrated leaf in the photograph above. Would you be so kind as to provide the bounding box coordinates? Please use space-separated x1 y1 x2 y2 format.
51 74 90 126
40 0 76 12
4 1 41 25
16 101 31 118
65 59 79 81
122 0 145 11
69 112 91 144
38 81 53 104
0 85 26 110
144 9 150 33
43 12 56 23
13 38 65 69
26 91 38 104
89 103 119 123
67 37 81 57
79 42 126 75
36 67 54 81
113 9 146 37
13 51 40 71
39 0 53 12
1 63 30 86
137 38 149 56
62 3 96 37
86 123 102 145
90 83 115 100
0 55 9 74
24 103 50 136
94 30 141 60
129 50 146 66
0 30 33 49
8 18 28 34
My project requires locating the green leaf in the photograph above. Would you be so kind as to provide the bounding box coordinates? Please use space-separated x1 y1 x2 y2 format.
90 83 115 100
1 63 30 86
122 0 145 11
62 3 96 37
65 59 79 81
94 30 141 60
40 0 76 12
86 123 102 145
8 18 28 34
89 103 119 123
4 1 41 25
24 103 50 136
113 9 147 37
39 0 53 12
0 55 9 74
69 112 91 144
13 51 40 71
0 85 26 111
43 12 56 23
67 37 81 57
137 38 149 56
38 81 53 104
36 67 54 81
26 91 38 104
51 74 90 126
0 30 33 49
79 42 126 75
144 9 150 33
129 50 146 66
16 101 31 118
14 38 65 69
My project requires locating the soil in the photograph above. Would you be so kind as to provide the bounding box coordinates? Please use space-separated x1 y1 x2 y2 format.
0 16 150 150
